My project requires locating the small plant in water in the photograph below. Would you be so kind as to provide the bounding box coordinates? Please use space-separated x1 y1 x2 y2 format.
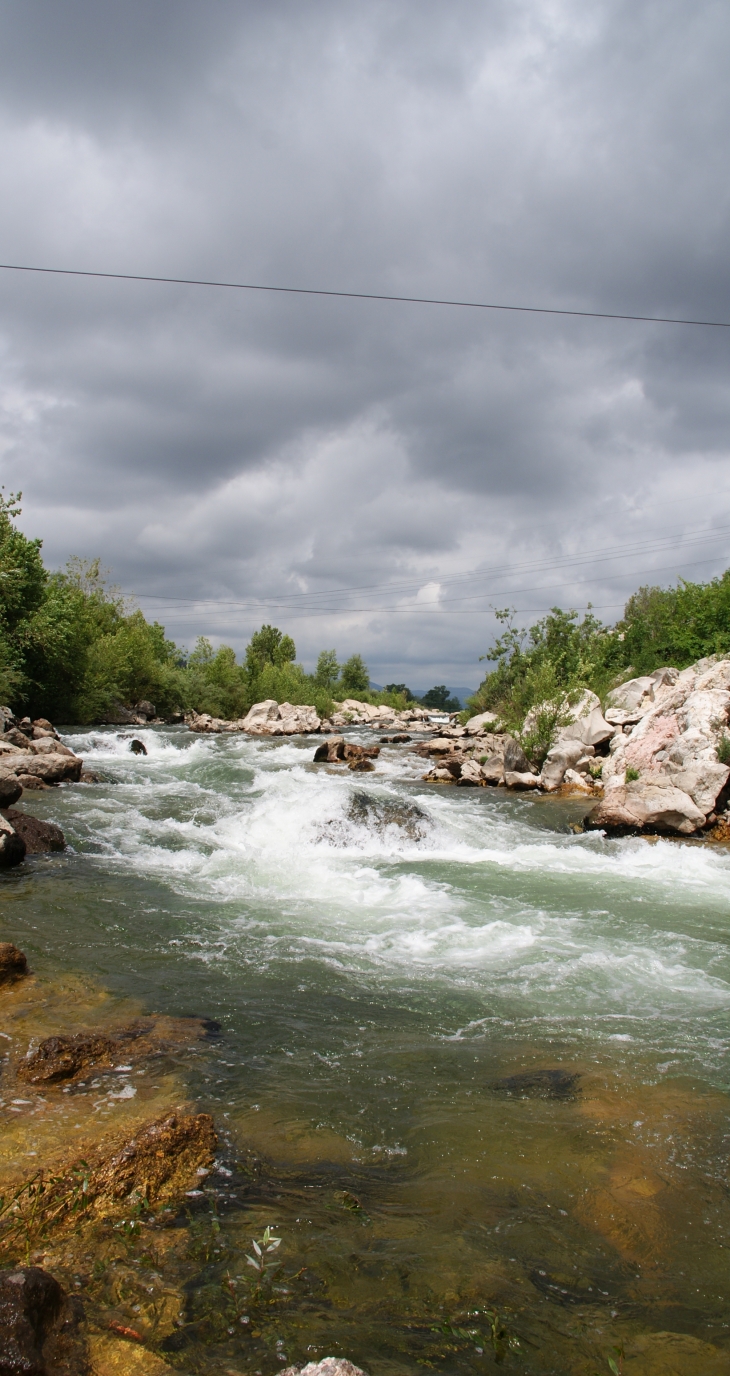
625 765 640 782
246 1224 282 1290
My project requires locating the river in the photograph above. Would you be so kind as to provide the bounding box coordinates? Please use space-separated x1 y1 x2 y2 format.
2 724 729 1374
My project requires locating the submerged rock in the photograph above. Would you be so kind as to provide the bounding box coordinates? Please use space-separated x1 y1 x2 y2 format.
17 1032 119 1085
92 1112 217 1204
129 739 147 756
347 792 430 840
0 943 29 984
1 811 65 855
0 1266 89 1376
490 1068 581 1100
348 758 375 771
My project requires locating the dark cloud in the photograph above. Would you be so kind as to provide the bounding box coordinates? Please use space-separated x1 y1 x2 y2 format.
0 0 729 686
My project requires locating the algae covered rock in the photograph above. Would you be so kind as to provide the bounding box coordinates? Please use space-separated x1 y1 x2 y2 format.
91 1112 217 1204
17 1032 119 1085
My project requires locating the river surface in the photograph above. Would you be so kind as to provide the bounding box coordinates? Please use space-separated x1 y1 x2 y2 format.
2 725 730 1375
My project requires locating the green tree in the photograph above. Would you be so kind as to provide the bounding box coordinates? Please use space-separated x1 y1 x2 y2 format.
315 649 340 688
339 653 369 694
421 685 461 711
384 683 416 700
245 624 296 677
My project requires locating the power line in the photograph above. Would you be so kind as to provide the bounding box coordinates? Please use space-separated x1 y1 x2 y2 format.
129 551 728 619
127 526 730 612
1 261 729 329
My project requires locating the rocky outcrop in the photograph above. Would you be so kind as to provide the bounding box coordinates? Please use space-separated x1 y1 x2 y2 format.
0 943 29 984
1 811 65 855
0 755 82 786
464 710 501 735
585 657 730 834
0 1266 89 1376
187 701 322 735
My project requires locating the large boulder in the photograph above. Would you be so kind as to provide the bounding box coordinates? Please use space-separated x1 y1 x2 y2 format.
503 737 531 773
464 710 500 735
0 811 65 854
604 666 680 725
597 658 730 832
585 779 705 835
0 776 22 808
313 736 346 762
240 699 281 731
0 754 82 785
540 739 586 791
240 701 321 735
480 754 505 785
0 816 26 869
504 770 541 790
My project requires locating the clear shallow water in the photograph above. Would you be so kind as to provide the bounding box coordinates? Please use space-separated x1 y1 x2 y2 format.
2 726 730 1374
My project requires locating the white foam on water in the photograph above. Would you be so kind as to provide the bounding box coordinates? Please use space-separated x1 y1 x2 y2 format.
55 729 730 1024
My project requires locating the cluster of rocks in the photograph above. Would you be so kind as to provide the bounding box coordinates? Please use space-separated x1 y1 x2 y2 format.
412 659 730 837
186 698 443 737
313 737 380 771
585 658 730 835
96 698 170 726
0 709 80 868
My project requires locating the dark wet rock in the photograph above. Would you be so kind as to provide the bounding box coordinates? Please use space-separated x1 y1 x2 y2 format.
0 778 22 809
380 733 412 743
17 1033 119 1085
503 737 531 774
490 1068 580 1101
13 777 51 792
17 1016 219 1085
79 771 102 784
347 792 430 841
91 1112 217 1204
348 758 375 772
343 743 380 760
0 944 29 984
129 739 147 756
0 1266 89 1375
314 736 345 762
1 811 65 855
0 818 25 869
279 1363 368 1376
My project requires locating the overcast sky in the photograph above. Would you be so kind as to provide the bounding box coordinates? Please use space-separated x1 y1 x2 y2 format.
0 0 729 689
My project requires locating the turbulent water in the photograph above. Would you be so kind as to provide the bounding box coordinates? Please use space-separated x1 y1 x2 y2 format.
3 725 730 1374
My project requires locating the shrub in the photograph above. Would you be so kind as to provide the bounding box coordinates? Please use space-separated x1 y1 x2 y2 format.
625 765 640 782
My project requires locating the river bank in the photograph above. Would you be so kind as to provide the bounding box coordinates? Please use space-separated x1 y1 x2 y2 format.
1 723 730 1374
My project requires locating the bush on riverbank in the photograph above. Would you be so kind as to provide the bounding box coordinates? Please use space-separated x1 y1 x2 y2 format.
467 571 730 740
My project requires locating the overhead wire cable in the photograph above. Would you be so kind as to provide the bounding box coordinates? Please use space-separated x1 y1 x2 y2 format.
127 522 730 609
1 261 730 329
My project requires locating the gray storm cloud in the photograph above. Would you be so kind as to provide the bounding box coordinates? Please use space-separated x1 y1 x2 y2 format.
0 0 728 687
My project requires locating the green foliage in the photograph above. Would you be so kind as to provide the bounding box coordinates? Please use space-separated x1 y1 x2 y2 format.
717 734 730 764
315 648 340 688
421 684 461 711
467 606 624 750
625 765 640 782
339 652 370 694
617 572 730 672
245 623 296 676
384 682 416 700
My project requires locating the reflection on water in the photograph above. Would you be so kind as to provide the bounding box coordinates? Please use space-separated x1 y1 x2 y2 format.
1 725 729 1373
